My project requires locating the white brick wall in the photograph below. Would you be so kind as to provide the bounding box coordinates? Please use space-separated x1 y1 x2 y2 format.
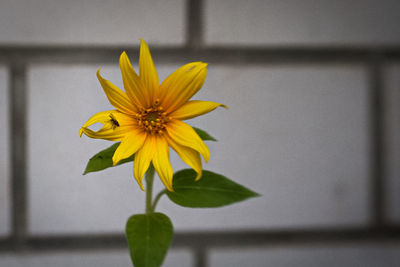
162 65 370 230
0 0 185 45
205 0 400 46
28 64 370 233
28 64 136 234
27 64 188 234
0 0 399 266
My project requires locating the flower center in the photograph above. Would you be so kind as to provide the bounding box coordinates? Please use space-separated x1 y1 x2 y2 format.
135 100 170 134
146 111 158 122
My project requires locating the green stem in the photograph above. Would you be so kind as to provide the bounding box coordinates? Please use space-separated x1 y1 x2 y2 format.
151 189 167 212
145 163 155 214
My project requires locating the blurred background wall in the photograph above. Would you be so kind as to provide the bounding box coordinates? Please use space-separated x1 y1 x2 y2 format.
0 0 399 266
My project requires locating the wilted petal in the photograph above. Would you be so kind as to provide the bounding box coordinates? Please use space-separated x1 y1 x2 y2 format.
79 110 135 141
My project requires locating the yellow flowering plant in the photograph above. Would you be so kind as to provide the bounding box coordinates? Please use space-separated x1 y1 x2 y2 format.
80 39 258 267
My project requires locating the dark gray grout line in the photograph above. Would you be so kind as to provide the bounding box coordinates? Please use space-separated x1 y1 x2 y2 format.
0 227 400 252
186 0 204 49
186 1 206 265
0 46 399 65
194 248 207 267
9 64 28 251
368 54 386 228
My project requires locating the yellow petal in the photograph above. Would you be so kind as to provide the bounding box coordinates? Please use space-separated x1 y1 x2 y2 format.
119 51 149 108
159 62 208 113
152 136 174 191
110 111 137 126
96 69 137 114
134 135 157 190
170 100 228 120
79 110 116 131
167 135 202 181
79 110 135 129
139 39 159 103
112 130 146 165
80 127 130 141
166 120 210 162
79 110 135 141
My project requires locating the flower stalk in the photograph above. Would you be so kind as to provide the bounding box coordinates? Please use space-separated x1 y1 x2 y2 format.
145 163 155 214
151 189 167 212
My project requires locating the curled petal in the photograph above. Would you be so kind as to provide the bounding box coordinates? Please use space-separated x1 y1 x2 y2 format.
167 135 202 181
160 62 208 113
79 110 135 129
119 52 149 109
80 110 116 130
79 127 129 141
110 111 137 126
96 69 137 114
166 120 209 162
152 136 174 191
139 39 159 103
79 110 135 141
134 135 157 190
112 130 146 165
170 100 228 120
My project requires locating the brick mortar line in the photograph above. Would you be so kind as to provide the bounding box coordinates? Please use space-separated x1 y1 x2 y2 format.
0 228 400 252
9 65 28 250
186 0 204 49
368 55 386 227
194 248 207 267
0 47 400 64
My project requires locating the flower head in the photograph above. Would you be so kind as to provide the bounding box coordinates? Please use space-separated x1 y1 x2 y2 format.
79 39 226 191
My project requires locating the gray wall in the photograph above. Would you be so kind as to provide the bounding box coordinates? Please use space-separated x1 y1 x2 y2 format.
0 0 399 266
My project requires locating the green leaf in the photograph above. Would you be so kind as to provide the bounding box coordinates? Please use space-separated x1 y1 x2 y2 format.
167 169 259 208
83 142 134 174
193 127 217 141
126 212 173 267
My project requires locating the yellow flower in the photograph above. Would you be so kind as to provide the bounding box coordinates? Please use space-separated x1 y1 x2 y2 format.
79 39 226 191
